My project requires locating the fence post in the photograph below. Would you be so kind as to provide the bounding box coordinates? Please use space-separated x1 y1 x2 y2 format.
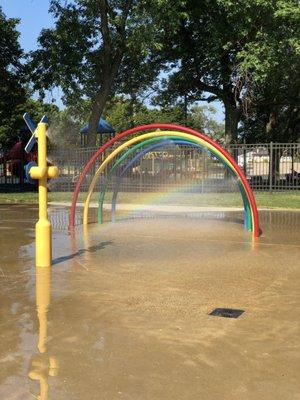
269 141 273 193
20 146 25 191
243 140 247 175
4 155 7 186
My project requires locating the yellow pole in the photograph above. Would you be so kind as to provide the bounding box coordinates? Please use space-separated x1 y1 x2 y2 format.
29 122 58 267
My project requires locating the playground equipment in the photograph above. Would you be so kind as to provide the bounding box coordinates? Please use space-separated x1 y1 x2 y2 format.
24 114 59 267
69 124 260 238
80 117 115 147
0 139 37 189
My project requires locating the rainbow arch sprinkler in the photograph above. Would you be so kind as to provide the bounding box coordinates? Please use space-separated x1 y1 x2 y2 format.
69 124 260 238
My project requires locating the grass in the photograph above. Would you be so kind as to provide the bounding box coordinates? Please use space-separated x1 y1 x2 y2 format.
0 191 299 209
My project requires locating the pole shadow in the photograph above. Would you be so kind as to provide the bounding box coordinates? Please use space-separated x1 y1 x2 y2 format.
52 241 113 265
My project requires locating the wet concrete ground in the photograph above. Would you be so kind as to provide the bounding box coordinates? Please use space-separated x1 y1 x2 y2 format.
0 205 299 399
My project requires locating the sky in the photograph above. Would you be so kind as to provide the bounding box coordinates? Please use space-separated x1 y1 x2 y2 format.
0 0 54 52
0 0 224 122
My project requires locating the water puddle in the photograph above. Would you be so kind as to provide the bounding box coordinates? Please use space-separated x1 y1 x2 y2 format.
0 205 299 399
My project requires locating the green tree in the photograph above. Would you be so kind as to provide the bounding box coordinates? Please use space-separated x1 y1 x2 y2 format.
153 0 299 143
188 105 225 141
30 0 161 146
241 1 300 143
104 96 224 139
104 96 140 132
0 7 26 149
104 96 187 130
240 52 300 180
1 97 59 150
239 1 300 181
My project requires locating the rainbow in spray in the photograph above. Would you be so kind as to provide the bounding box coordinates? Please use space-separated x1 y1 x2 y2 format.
97 138 240 224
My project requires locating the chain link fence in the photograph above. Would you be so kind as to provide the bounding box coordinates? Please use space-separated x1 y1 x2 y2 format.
1 142 299 193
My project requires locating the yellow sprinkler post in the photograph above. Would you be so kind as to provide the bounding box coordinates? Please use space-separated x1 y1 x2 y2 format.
28 120 59 267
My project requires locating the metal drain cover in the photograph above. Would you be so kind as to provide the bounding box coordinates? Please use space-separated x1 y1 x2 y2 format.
209 308 244 318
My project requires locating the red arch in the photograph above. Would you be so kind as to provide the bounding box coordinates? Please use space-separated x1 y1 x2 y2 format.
69 124 260 237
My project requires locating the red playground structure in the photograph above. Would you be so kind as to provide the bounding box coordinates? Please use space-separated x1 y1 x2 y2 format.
0 130 37 191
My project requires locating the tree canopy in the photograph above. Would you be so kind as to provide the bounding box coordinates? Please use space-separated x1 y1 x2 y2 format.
0 0 299 149
152 0 300 143
0 7 26 149
29 0 162 145
104 96 224 140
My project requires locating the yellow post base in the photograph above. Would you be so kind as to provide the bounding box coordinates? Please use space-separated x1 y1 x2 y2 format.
36 219 52 267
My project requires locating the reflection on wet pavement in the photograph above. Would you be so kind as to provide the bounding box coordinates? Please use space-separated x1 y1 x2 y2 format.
0 205 299 399
28 266 59 399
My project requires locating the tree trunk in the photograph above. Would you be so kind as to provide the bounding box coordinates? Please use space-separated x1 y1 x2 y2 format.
266 112 282 188
86 58 122 147
128 93 137 128
86 86 111 147
269 146 282 188
224 101 240 145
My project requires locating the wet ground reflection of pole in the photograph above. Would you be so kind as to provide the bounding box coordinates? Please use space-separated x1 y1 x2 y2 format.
28 267 59 400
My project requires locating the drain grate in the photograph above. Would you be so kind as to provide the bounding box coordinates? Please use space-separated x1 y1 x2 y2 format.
209 308 244 318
